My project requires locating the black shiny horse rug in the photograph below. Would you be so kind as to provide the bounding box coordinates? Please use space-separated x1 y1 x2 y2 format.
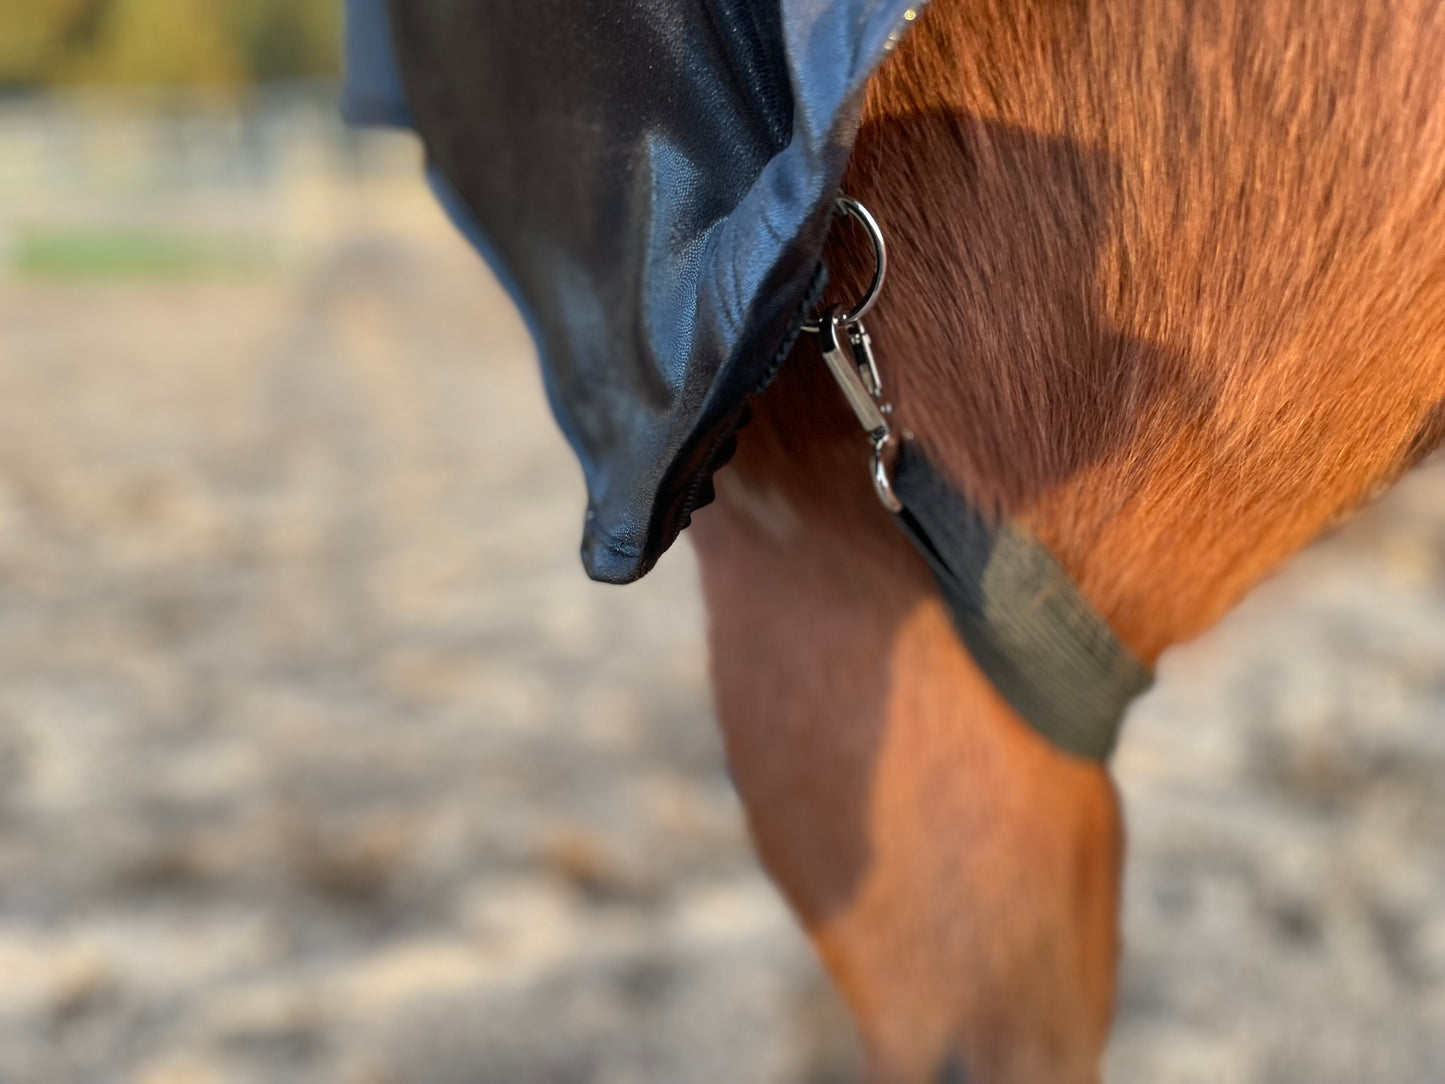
343 0 923 585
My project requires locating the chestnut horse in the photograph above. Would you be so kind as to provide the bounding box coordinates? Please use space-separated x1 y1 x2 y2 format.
690 1 1445 1080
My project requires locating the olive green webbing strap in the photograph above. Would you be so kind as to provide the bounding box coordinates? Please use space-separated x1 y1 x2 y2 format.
891 444 1152 761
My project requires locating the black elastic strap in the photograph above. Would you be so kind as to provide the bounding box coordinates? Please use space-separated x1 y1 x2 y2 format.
891 444 1151 761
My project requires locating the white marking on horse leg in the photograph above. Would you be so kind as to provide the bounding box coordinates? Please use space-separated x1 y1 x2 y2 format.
713 467 801 545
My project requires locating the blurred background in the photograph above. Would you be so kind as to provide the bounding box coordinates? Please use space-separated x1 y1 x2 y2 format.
2 4 1444 1083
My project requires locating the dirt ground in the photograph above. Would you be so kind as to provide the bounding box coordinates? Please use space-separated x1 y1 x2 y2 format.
1 101 1443 1084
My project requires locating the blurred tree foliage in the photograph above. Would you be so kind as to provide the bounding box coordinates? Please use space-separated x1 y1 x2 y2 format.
1 0 341 88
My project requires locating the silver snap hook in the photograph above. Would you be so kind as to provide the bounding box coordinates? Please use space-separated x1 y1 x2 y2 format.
805 197 902 514
815 303 902 514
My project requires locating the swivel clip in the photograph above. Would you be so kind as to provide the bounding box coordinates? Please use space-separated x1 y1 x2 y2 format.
816 306 902 513
808 197 902 513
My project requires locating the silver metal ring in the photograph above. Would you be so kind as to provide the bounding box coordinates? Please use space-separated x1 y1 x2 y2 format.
800 196 887 333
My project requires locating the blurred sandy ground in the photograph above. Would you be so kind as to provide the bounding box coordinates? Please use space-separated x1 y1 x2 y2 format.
0 93 1442 1084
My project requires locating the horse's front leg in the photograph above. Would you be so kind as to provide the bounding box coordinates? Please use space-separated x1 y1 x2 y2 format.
688 368 1123 1084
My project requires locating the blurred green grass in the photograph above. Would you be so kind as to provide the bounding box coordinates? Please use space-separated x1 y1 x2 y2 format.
12 225 272 279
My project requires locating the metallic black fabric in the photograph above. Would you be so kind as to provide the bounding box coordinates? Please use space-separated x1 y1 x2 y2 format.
344 0 920 582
